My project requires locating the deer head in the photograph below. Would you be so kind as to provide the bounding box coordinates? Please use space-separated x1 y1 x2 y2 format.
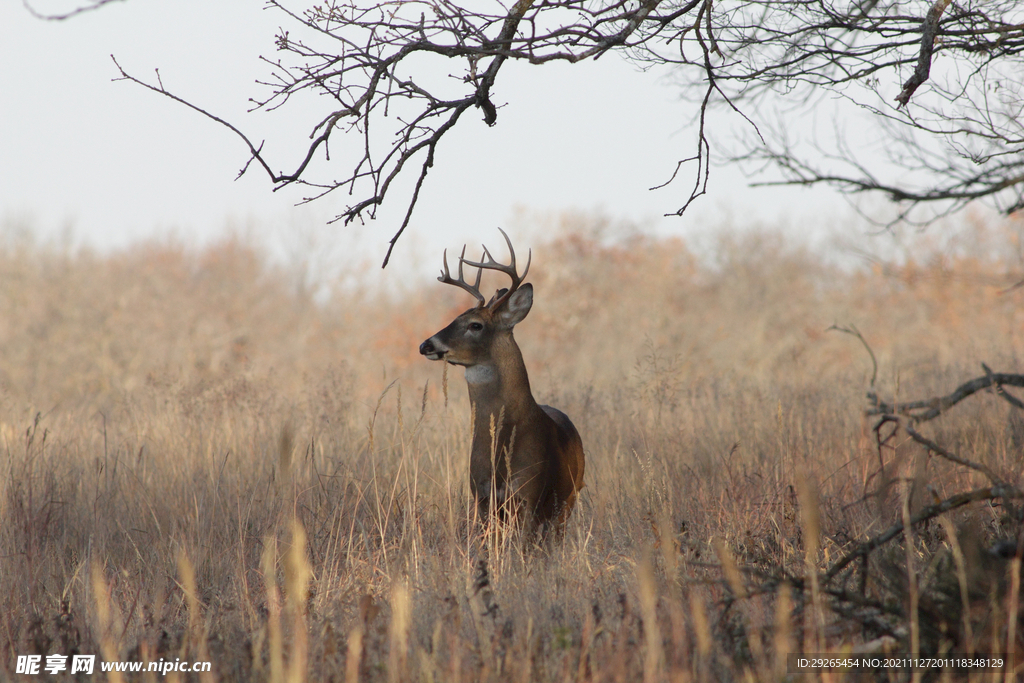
418 228 533 369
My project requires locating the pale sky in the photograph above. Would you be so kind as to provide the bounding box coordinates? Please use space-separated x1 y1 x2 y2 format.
1 0 844 285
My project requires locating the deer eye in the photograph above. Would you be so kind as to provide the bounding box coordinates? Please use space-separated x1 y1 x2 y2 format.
468 322 484 331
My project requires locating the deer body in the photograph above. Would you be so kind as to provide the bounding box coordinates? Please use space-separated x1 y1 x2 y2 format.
419 231 585 535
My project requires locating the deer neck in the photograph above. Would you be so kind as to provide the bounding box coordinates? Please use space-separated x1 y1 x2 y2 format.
465 334 538 426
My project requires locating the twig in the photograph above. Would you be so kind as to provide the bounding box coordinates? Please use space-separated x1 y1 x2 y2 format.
903 419 1004 486
828 323 878 389
22 0 123 20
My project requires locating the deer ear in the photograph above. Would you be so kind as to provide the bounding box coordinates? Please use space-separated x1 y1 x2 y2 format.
497 283 533 328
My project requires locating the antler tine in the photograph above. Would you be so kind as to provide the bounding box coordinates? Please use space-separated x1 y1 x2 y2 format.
460 228 531 308
502 227 531 281
438 246 485 306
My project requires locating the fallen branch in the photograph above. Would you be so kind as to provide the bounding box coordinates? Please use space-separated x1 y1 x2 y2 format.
823 484 1023 584
867 368 1024 422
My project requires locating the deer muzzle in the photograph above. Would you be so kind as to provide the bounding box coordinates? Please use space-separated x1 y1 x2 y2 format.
419 337 448 361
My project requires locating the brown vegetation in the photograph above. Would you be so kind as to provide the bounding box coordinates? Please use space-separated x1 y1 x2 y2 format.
1 212 1023 681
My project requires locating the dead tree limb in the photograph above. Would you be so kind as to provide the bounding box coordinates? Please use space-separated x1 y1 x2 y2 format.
823 484 1024 584
894 0 952 108
867 369 1024 422
982 362 1024 411
827 323 878 389
904 420 1005 487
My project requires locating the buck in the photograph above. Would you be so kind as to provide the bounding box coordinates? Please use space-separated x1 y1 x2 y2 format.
419 229 585 536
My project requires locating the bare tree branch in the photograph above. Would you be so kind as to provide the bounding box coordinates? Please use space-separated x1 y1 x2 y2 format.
683 0 1024 224
867 369 1024 422
823 484 1024 584
895 0 953 108
903 419 1006 486
23 0 124 21
108 0 1023 259
827 323 878 389
983 362 1024 410
114 0 719 264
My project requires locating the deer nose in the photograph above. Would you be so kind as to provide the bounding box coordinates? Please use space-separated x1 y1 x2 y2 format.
420 336 449 360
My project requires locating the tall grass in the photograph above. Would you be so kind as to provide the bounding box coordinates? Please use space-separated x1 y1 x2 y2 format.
2 213 1023 681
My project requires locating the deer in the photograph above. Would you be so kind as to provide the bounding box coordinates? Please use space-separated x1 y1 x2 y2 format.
419 229 585 538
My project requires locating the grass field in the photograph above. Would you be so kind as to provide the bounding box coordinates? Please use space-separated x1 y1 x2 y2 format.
2 212 1023 681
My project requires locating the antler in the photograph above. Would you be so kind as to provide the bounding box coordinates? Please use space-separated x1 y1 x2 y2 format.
460 228 531 310
438 244 486 307
437 228 531 310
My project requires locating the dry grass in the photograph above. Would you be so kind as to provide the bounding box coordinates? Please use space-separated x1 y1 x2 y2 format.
2 212 1023 682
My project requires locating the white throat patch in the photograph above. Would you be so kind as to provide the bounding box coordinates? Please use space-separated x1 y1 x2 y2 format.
465 365 497 385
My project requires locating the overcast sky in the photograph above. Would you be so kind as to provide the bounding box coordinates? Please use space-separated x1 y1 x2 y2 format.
1 0 848 285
